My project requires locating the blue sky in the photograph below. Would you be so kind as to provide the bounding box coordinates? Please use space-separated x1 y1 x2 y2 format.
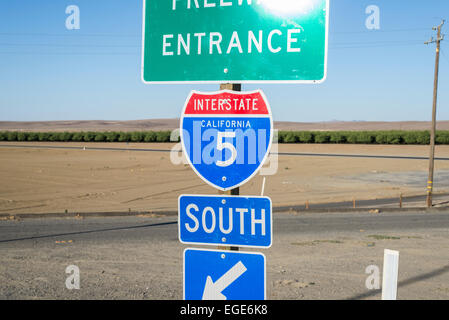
0 0 448 122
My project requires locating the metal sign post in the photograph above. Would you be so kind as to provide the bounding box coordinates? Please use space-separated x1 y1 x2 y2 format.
220 83 241 252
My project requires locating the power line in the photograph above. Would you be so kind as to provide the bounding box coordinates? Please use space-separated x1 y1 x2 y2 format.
0 51 139 55
440 47 449 64
0 43 140 48
331 39 426 45
0 32 140 38
0 42 425 55
329 43 424 50
0 27 432 38
0 41 423 49
331 27 430 34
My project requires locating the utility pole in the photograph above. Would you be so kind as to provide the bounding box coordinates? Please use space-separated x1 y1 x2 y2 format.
425 20 445 208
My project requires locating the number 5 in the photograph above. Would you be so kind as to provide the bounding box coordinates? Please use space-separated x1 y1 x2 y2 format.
216 131 237 167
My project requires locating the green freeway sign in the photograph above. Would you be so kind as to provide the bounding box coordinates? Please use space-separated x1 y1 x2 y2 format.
141 0 329 84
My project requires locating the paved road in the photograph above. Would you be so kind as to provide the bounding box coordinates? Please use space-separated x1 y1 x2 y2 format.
2 144 449 161
1 210 448 299
1 211 448 244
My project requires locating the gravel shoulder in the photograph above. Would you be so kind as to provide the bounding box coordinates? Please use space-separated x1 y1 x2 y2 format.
1 211 448 300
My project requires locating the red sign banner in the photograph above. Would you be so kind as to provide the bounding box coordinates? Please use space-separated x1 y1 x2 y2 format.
183 91 270 116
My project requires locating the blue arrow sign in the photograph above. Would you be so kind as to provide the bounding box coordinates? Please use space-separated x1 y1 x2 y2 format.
180 90 273 191
184 248 266 300
179 195 272 248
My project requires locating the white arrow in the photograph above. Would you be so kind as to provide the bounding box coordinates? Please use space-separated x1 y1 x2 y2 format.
202 261 247 300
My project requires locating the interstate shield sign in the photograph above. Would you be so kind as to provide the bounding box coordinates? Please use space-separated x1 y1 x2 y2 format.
180 90 273 191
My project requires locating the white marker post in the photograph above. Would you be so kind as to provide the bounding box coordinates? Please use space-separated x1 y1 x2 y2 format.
381 249 399 300
261 177 266 196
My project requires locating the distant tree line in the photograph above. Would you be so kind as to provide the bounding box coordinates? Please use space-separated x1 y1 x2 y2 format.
278 130 449 145
1 130 449 145
0 131 173 143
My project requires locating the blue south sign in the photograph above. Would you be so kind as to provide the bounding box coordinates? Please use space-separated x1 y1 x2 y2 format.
179 194 272 248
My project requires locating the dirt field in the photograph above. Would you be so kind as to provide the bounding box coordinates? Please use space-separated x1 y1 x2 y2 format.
1 142 449 215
